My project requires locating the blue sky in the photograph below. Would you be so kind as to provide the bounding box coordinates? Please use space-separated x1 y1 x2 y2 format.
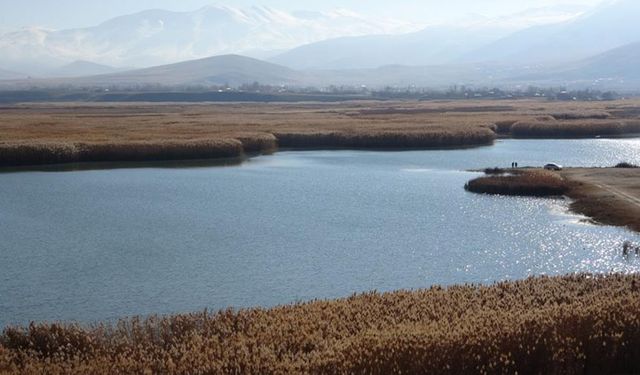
0 0 606 29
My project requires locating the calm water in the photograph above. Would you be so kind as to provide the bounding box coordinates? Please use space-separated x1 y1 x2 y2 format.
1 139 640 327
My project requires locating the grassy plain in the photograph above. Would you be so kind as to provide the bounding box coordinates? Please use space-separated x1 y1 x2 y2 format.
2 274 640 374
1 99 640 166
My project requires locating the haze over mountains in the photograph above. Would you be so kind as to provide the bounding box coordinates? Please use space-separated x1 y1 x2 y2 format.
464 0 640 64
1 0 640 91
0 5 418 75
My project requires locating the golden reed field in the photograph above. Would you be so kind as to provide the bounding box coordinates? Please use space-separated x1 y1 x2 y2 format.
1 99 640 166
1 274 640 374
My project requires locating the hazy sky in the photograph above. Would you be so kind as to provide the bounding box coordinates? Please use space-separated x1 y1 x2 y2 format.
0 0 607 30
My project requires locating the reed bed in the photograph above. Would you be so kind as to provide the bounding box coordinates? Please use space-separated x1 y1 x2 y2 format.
549 111 611 120
465 170 570 197
511 120 640 138
1 274 640 374
274 129 495 149
0 140 245 166
1 100 640 166
0 142 81 166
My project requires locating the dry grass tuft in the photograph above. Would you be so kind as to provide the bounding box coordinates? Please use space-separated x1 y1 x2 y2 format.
2 275 640 374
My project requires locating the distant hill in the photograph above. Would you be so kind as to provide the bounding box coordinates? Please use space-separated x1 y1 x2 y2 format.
4 43 640 91
573 41 640 80
514 41 640 87
57 54 301 87
47 61 123 78
462 0 640 64
0 52 514 90
270 26 509 69
0 5 416 74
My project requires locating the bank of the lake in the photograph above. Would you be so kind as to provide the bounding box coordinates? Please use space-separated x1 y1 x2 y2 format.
464 167 640 233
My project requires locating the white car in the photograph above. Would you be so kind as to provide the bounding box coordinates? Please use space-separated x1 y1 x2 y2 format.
544 163 563 171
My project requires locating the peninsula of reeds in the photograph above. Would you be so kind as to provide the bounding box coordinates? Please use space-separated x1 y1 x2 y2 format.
464 170 570 196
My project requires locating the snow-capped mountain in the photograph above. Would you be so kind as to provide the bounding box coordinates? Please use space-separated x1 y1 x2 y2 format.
0 5 419 75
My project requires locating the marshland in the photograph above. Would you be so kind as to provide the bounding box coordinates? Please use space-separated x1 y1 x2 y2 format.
2 100 640 374
1 99 640 167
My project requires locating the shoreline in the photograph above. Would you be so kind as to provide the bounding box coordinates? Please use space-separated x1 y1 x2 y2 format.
2 98 640 169
562 168 640 233
2 132 639 172
464 167 640 233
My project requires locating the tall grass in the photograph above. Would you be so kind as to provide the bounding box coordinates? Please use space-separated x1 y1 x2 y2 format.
235 133 278 154
511 120 640 138
0 142 81 166
274 129 496 149
0 140 245 166
2 274 640 374
549 111 611 120
1 100 640 166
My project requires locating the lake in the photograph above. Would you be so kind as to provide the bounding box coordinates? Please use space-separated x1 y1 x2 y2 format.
1 138 640 327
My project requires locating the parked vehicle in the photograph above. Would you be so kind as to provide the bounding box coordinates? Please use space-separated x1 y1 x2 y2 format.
544 163 563 171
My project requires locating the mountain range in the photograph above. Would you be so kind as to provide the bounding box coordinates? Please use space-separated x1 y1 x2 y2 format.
1 0 640 91
3 39 639 91
0 5 418 74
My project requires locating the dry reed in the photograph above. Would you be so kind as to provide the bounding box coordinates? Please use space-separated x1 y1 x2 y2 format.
511 120 640 138
1 100 640 167
2 274 640 374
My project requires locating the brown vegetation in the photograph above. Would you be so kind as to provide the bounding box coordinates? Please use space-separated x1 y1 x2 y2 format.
1 99 640 167
549 111 611 120
2 274 640 374
465 170 570 197
510 119 640 138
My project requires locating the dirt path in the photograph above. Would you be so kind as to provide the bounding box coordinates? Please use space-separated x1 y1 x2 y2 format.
560 168 640 232
591 182 640 208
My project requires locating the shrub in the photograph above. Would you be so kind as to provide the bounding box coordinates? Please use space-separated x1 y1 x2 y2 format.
615 162 639 168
